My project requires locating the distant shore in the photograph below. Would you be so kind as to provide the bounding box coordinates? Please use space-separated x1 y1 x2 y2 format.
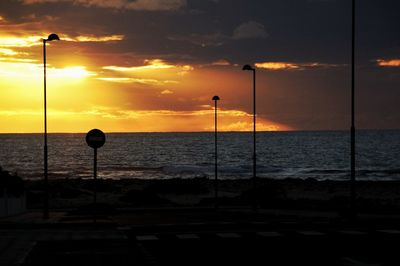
23 178 400 214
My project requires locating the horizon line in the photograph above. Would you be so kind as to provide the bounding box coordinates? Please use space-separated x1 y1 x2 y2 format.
0 128 399 134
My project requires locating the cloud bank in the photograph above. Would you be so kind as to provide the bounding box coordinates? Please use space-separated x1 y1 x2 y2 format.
232 21 268 40
21 0 187 11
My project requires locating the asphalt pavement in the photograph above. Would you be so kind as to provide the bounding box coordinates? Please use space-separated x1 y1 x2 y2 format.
2 208 400 266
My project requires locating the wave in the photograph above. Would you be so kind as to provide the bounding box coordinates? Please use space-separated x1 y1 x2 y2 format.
104 166 164 172
16 164 400 181
304 169 347 174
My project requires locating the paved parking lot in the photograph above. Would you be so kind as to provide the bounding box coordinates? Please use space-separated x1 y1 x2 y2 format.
4 209 400 266
130 227 400 266
0 229 127 266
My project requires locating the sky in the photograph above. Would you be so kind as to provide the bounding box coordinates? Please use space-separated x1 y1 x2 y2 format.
0 0 399 133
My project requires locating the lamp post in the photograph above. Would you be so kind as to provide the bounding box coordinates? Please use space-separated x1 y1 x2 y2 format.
242 64 257 211
212 95 220 209
350 0 356 218
43 33 60 220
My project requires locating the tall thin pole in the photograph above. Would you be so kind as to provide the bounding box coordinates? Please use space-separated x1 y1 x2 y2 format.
214 99 218 209
94 148 97 204
253 69 257 211
350 0 356 217
43 39 49 220
93 148 97 223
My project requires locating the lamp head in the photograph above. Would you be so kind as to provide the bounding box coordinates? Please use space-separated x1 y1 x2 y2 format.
242 64 254 71
46 33 60 42
212 95 220 101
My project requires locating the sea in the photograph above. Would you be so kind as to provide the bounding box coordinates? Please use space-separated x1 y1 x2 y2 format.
0 130 399 181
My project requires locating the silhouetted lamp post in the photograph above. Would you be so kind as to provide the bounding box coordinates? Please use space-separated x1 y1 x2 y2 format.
43 33 60 220
212 95 220 209
242 64 257 210
350 0 356 217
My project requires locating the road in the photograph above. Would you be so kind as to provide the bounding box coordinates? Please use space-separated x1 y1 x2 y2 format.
127 222 400 266
4 209 400 266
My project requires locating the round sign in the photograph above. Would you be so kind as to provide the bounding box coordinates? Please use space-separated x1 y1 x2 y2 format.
86 129 106 149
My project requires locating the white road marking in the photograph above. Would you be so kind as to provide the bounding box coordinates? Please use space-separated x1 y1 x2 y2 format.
217 233 241 238
136 235 159 241
219 222 235 225
377 230 400 234
337 230 367 235
258 232 281 237
252 222 268 225
298 231 326 236
176 234 200 240
117 226 131 230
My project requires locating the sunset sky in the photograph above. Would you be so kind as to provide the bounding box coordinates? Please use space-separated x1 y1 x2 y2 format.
0 0 399 133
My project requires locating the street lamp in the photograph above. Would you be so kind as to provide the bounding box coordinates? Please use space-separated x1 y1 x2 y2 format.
242 64 257 211
212 95 220 209
43 33 60 220
350 0 356 218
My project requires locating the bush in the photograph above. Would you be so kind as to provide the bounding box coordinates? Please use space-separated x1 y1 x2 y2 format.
0 166 25 197
50 184 86 199
145 178 209 195
240 180 286 208
69 202 117 216
81 179 121 193
120 189 170 206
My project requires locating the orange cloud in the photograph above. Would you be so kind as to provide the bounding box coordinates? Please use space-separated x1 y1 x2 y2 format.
50 66 97 78
63 34 124 42
22 0 187 11
0 61 95 79
97 77 179 85
255 62 300 70
0 106 291 133
377 59 400 67
212 59 231 66
0 34 124 48
103 59 194 77
220 121 281 132
255 61 342 70
104 59 174 71
114 108 290 131
0 57 37 63
0 48 22 56
161 89 174 95
0 35 43 47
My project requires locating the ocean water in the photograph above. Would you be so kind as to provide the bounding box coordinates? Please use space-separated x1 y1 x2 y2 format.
0 130 399 181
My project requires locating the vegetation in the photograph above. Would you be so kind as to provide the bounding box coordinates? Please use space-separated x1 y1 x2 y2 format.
0 166 25 197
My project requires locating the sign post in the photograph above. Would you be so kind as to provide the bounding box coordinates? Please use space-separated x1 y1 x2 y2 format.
86 129 106 223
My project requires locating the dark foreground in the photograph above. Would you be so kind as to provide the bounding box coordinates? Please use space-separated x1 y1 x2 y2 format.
3 177 400 265
2 207 400 266
24 178 400 214
22 230 400 266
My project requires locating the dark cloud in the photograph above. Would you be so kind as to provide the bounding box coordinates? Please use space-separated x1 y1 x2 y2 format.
20 0 187 11
232 21 268 40
167 32 228 47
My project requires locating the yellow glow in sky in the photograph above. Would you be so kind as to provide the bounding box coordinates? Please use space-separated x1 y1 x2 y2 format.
0 35 44 47
0 32 289 133
51 66 96 79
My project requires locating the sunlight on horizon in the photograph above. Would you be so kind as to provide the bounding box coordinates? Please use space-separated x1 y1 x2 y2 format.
0 34 291 133
0 106 292 133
